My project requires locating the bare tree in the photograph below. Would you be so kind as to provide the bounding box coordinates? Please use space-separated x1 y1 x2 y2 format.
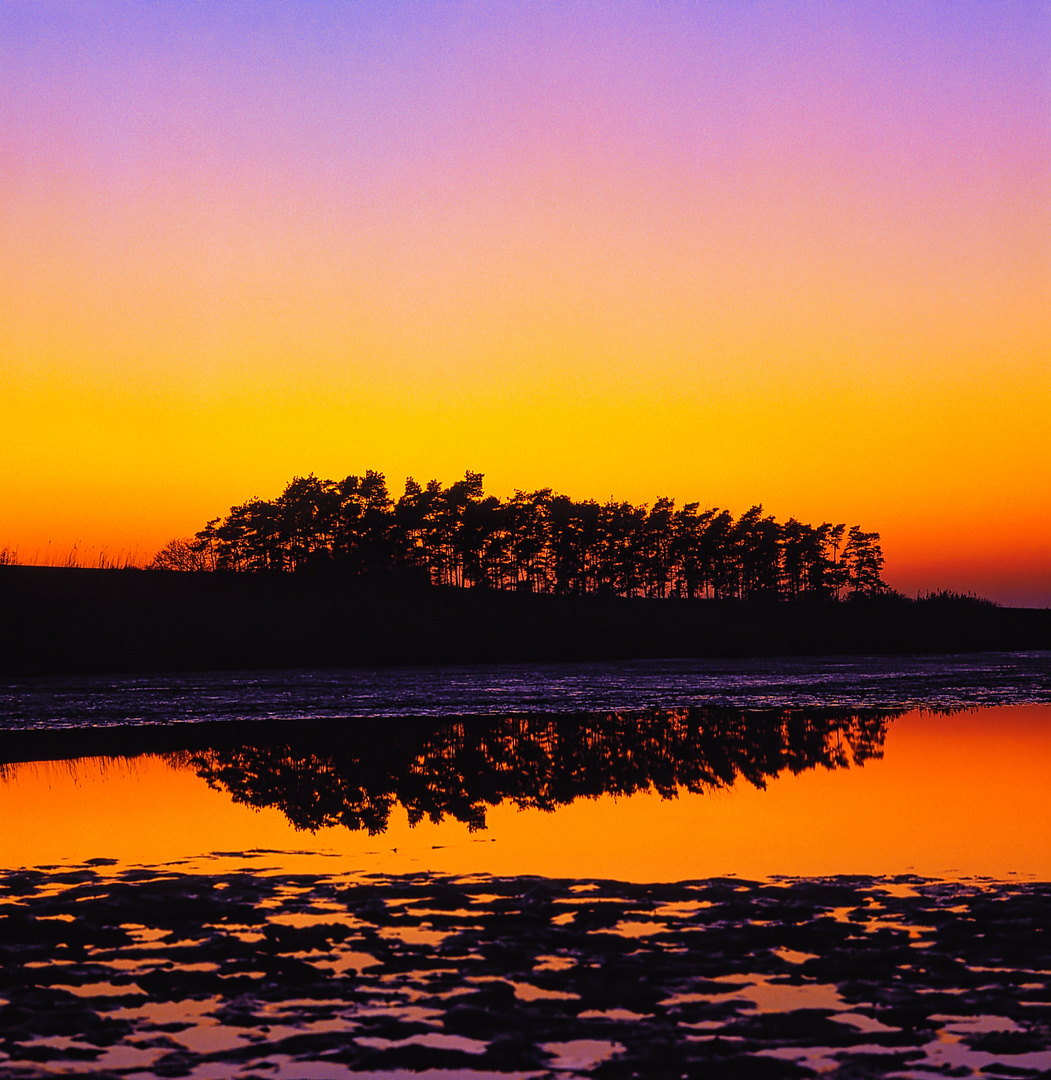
147 537 210 571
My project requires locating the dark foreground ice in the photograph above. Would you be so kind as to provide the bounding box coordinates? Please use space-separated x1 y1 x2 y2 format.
1 857 1049 1079
3 653 1051 730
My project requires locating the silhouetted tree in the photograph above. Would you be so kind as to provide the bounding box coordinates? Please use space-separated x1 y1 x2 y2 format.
842 526 887 596
279 474 338 570
642 497 676 598
147 537 210 571
735 505 781 599
548 496 598 595
506 489 552 592
333 471 395 575
699 509 736 599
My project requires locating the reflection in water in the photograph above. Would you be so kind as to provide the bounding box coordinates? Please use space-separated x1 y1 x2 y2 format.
5 704 1048 881
160 707 897 834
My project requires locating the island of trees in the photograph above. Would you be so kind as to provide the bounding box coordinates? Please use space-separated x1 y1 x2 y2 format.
150 470 888 600
11 469 1045 677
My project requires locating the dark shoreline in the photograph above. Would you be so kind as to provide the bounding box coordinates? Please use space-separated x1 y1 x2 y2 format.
2 564 1050 677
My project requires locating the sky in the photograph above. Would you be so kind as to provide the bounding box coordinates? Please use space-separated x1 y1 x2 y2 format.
2 0 1049 603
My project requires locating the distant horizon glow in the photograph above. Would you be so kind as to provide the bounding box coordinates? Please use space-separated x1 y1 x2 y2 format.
2 1 1048 605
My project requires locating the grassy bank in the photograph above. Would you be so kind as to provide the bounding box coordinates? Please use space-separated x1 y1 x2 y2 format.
1 565 1049 677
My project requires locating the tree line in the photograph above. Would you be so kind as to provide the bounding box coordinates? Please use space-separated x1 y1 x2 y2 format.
149 470 887 599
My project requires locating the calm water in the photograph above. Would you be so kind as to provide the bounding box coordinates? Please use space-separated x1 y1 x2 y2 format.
2 657 1050 1077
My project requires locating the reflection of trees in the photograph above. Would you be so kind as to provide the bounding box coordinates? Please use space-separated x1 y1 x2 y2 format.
168 708 898 835
156 471 888 599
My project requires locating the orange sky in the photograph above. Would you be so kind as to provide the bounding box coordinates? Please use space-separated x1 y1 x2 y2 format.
2 2 1048 602
2 706 1049 880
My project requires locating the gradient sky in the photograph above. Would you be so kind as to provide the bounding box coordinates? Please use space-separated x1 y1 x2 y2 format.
2 1 1048 602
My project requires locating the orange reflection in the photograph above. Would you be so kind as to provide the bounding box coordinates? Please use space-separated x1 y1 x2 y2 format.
1 705 1048 881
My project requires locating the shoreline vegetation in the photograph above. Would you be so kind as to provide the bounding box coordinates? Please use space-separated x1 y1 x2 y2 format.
2 471 1048 677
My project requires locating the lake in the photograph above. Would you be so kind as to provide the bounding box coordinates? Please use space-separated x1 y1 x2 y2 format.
1 654 1050 1077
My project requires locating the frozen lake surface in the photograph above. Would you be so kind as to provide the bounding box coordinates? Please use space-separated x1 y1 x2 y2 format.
2 652 1051 730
